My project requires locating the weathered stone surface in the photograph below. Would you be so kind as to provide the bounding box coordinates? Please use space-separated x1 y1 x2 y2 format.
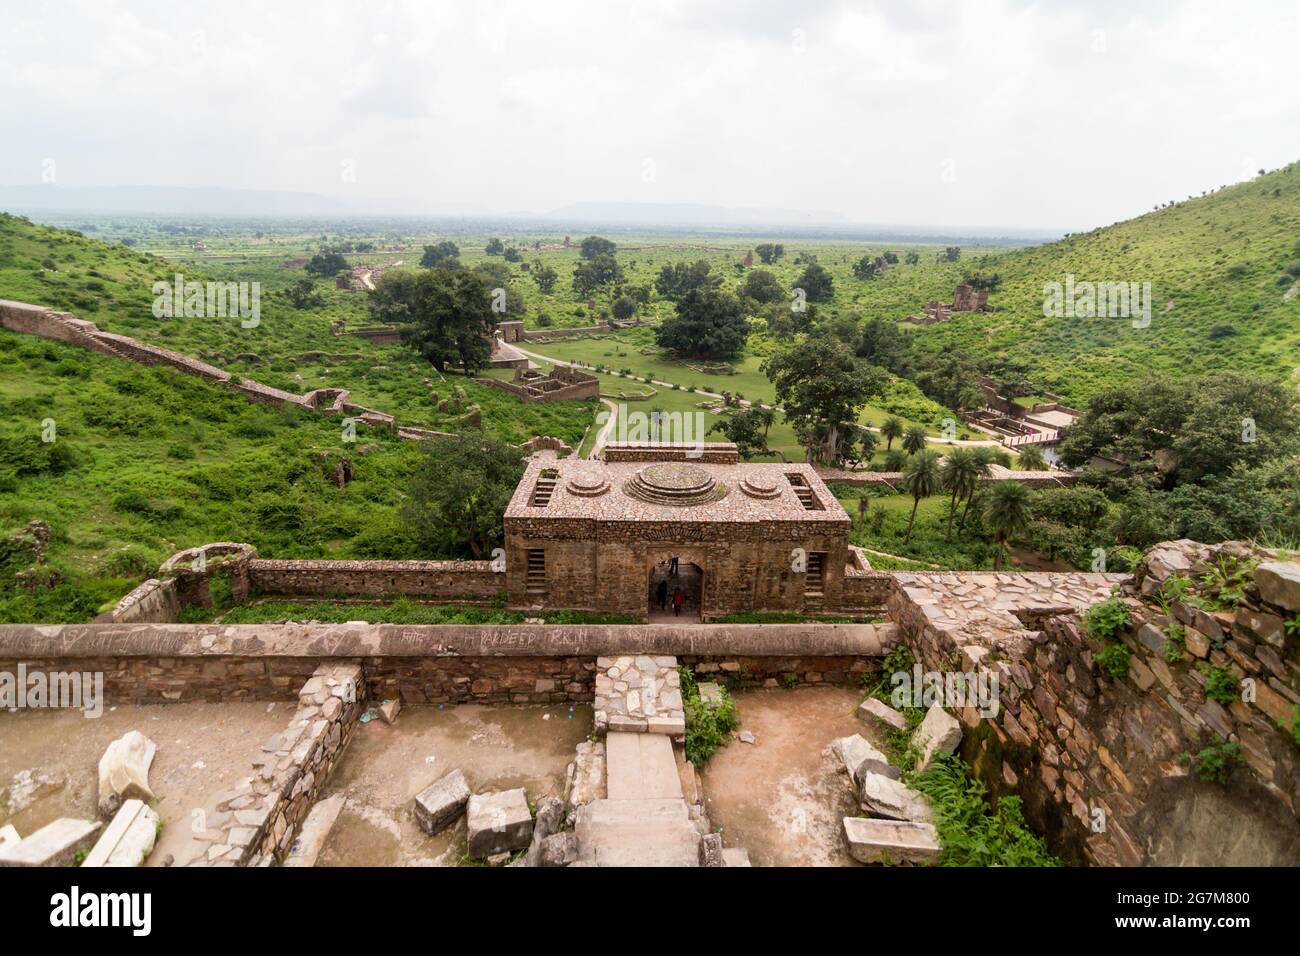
283 795 345 867
722 847 752 867
377 698 401 724
538 831 580 867
911 704 962 772
82 799 158 867
698 832 724 867
843 817 940 865
97 731 157 816
855 772 932 823
858 697 909 730
832 734 899 781
0 818 101 867
564 741 606 812
414 770 471 835
466 789 533 859
1255 562 1300 611
697 682 724 705
0 825 18 851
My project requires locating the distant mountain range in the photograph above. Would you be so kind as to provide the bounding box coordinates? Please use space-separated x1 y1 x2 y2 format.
0 184 1060 243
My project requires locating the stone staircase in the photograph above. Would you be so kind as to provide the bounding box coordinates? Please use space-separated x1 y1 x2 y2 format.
572 732 701 867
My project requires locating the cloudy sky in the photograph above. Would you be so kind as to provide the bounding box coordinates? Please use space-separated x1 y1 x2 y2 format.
2 0 1298 230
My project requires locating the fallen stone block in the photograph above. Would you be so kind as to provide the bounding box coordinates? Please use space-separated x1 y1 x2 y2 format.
283 794 346 867
722 847 752 867
858 697 909 731
697 682 724 705
832 734 899 781
698 832 723 867
564 741 606 813
414 770 471 836
377 698 401 725
522 795 565 867
0 818 101 867
912 703 962 772
82 799 159 867
98 730 157 816
855 771 933 823
843 817 940 865
1255 561 1300 612
538 832 580 867
466 789 533 859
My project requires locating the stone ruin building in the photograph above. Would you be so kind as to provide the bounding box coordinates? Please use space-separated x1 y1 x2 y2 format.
905 283 990 325
503 444 881 619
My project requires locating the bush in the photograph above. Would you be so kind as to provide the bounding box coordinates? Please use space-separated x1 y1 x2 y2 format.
1190 741 1243 785
1083 596 1131 641
1199 663 1240 706
1095 643 1131 678
679 666 739 765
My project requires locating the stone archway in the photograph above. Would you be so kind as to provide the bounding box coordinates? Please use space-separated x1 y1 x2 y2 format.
646 553 706 622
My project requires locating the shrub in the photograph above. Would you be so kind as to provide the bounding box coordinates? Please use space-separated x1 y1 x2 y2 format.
1190 741 1243 785
1095 643 1131 678
908 754 1059 866
679 665 740 765
1163 622 1186 663
1199 663 1240 706
1083 596 1131 641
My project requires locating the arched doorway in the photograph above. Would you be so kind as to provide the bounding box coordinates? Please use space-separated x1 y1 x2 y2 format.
648 557 703 622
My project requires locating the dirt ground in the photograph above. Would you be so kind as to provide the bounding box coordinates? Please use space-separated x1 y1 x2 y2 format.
316 702 592 866
700 686 884 867
0 702 291 865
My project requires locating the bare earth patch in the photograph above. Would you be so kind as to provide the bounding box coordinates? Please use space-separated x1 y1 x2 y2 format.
0 702 290 866
316 702 592 866
700 686 886 866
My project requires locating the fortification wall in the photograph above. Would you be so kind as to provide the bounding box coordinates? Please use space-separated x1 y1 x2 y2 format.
110 578 180 624
247 558 505 598
887 543 1300 866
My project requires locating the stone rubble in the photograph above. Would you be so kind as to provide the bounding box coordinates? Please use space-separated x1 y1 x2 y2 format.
911 704 963 772
466 789 534 859
97 730 157 816
0 818 101 867
843 817 941 865
858 697 909 730
594 655 686 735
283 794 346 867
82 799 159 867
413 770 471 836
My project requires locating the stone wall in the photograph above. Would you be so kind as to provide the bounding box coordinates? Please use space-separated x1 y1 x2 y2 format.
247 558 505 599
109 578 180 624
0 620 891 704
843 548 894 610
887 544 1300 866
188 662 366 866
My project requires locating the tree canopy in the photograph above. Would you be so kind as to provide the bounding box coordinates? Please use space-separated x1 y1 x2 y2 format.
372 267 495 374
655 287 749 360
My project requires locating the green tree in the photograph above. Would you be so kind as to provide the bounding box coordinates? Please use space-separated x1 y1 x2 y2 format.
611 295 638 322
532 261 558 293
740 269 785 304
708 408 773 460
793 263 834 302
420 241 460 267
372 267 494 374
903 450 944 543
579 235 617 259
484 237 505 255
305 251 348 276
655 259 721 302
856 317 914 375
402 434 523 558
572 254 624 296
655 287 749 360
755 242 785 265
941 447 982 542
982 480 1033 570
902 424 928 455
762 334 888 465
1016 445 1048 470
880 416 905 451
282 278 325 309
958 447 997 531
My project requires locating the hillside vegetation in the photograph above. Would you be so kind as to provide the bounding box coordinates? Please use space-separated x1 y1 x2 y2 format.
906 163 1300 402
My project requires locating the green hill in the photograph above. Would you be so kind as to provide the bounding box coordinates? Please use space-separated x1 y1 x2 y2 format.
904 162 1300 402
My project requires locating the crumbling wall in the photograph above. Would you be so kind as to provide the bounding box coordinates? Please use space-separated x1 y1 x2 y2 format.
247 558 505 599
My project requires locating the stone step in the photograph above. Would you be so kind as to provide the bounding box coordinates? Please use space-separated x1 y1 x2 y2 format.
605 732 683 801
575 798 690 827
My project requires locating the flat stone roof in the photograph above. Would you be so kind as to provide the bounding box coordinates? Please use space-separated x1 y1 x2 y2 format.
505 456 850 525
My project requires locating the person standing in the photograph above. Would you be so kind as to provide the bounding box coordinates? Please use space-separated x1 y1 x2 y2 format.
656 578 668 612
672 587 684 616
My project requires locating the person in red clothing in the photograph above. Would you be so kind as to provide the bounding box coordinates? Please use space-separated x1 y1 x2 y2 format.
672 587 684 616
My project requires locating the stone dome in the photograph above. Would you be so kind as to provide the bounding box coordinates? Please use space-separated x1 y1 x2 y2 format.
624 462 726 507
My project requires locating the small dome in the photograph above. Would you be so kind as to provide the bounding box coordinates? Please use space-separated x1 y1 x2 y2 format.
624 462 725 507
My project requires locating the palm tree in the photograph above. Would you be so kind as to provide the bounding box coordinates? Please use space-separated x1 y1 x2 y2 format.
982 480 1033 570
755 405 775 438
957 446 997 532
901 424 928 456
902 450 944 543
1016 445 1047 471
880 416 904 451
941 447 981 543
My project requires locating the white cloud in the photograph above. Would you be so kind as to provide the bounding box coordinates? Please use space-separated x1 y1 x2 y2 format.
0 0 1297 229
